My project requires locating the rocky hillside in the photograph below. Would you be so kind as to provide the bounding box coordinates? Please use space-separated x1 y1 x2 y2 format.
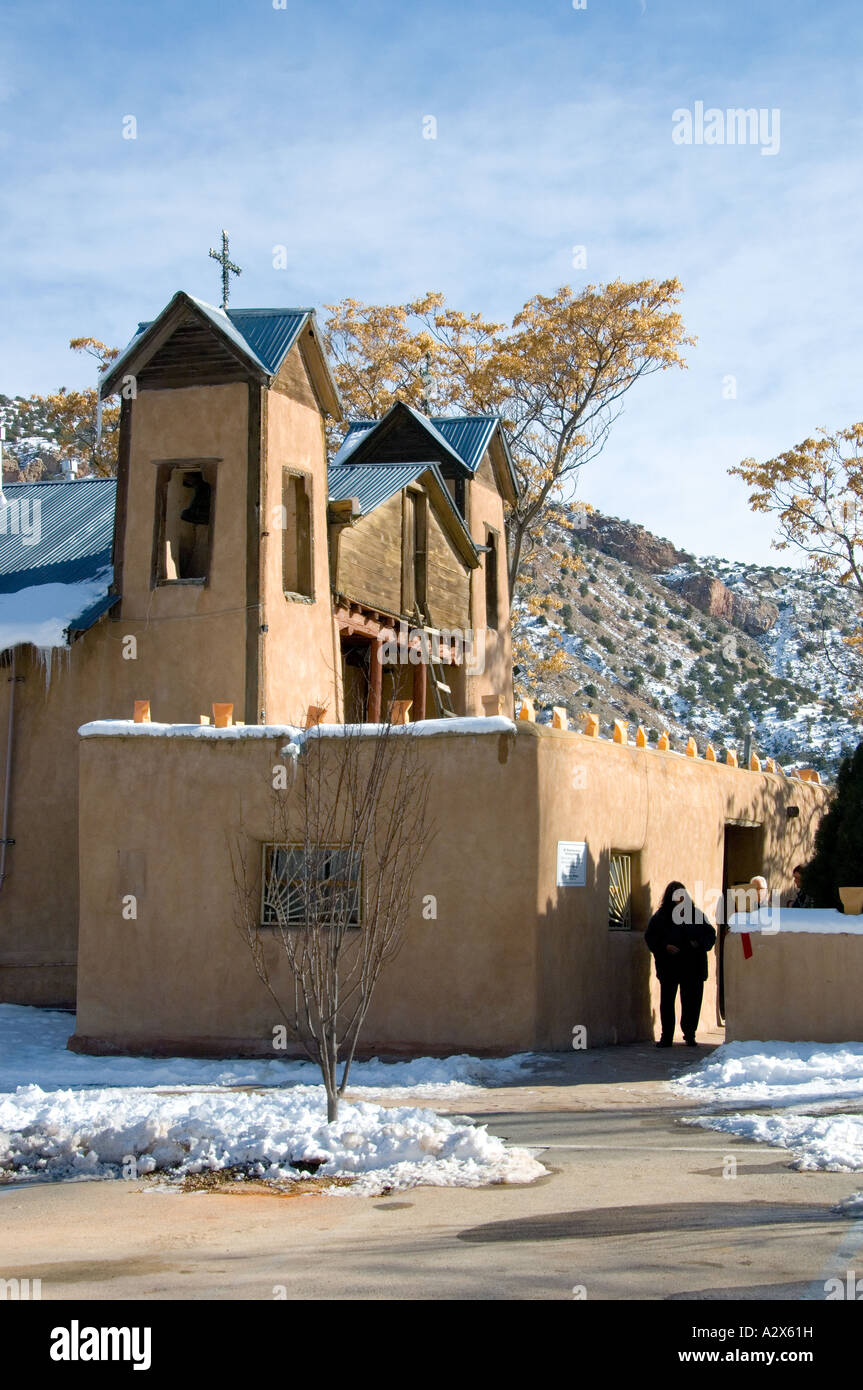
0 393 67 480
517 510 861 779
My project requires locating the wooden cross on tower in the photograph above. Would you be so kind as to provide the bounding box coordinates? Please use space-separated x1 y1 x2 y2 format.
208 230 241 309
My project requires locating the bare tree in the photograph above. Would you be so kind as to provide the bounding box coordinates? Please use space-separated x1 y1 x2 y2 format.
232 721 434 1122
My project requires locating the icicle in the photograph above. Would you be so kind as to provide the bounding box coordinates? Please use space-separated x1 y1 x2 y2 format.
36 646 52 695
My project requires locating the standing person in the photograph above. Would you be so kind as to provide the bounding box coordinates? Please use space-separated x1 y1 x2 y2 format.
749 875 769 907
645 881 717 1048
789 865 814 909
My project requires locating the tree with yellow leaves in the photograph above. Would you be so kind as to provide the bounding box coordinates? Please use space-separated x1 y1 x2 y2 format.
324 281 693 605
7 338 120 478
731 424 863 688
731 425 863 592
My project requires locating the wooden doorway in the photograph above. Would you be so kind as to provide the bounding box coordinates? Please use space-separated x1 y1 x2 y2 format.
718 821 764 1020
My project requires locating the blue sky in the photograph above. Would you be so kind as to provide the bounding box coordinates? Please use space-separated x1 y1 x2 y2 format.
2 0 862 563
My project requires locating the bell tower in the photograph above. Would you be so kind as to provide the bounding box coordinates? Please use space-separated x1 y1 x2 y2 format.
100 291 343 725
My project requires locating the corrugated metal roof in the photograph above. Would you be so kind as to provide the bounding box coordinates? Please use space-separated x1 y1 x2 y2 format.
104 297 313 388
331 421 376 464
332 412 504 475
328 459 478 564
437 413 520 498
68 590 120 633
430 416 497 471
226 309 310 375
0 478 116 594
327 462 429 515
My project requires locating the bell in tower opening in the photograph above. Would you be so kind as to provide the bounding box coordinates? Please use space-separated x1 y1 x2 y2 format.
159 465 215 582
180 471 212 527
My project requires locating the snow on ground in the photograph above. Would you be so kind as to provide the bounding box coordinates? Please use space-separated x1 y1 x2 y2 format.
0 1007 545 1193
832 1191 863 1215
675 1041 863 1173
673 1041 863 1108
0 1005 536 1099
0 1084 545 1193
685 1110 863 1173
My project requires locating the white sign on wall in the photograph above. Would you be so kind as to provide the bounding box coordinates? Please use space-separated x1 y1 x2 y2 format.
557 841 587 887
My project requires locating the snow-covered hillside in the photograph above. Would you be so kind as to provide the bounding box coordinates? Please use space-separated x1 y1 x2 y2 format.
516 511 860 778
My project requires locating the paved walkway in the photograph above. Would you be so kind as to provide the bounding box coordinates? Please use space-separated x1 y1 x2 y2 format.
2 1036 862 1300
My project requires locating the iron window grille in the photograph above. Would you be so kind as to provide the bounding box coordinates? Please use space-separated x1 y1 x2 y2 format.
261 844 362 929
609 852 633 930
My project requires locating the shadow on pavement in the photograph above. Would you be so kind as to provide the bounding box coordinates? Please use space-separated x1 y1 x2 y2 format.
458 1201 843 1243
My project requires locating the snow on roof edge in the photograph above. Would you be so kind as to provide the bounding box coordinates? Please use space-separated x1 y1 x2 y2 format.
78 716 517 740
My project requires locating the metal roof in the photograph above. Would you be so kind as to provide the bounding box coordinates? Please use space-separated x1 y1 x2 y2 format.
429 416 497 472
101 290 346 411
332 411 510 478
327 459 479 565
0 478 117 594
331 421 376 464
327 462 429 515
330 405 469 475
109 300 312 385
225 308 311 375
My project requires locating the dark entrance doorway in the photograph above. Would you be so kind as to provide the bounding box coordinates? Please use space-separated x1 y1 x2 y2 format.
341 638 371 723
718 820 764 1020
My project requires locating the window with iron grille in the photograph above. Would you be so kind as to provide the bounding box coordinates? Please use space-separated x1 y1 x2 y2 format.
261 845 362 928
609 852 633 930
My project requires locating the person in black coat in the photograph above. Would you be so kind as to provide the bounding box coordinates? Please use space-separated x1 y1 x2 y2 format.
645 881 717 1048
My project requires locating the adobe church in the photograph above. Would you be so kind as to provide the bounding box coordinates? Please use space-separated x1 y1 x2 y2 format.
0 290 516 1010
0 288 830 1051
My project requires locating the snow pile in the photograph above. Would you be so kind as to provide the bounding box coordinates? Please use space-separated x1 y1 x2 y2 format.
0 1008 545 1192
0 1006 537 1099
675 1041 863 1172
832 1191 863 1216
0 570 111 653
0 1084 545 1193
686 1110 863 1172
673 1041 863 1108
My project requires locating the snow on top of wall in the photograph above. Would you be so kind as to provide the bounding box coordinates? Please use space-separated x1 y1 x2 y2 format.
729 909 863 935
79 716 518 741
0 569 112 655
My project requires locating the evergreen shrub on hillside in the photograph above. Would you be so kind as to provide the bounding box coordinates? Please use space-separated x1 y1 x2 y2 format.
802 743 863 910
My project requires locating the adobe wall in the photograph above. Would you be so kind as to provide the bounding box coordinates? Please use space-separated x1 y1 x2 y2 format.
0 641 109 1006
465 472 514 718
114 384 250 721
526 724 827 1047
725 928 863 1042
71 721 828 1055
0 383 258 1006
262 376 342 725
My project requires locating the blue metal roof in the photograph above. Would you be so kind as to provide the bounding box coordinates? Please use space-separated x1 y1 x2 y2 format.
104 296 315 390
330 405 468 475
226 309 311 376
0 478 119 648
327 462 429 515
0 478 117 594
331 421 375 464
332 411 506 476
429 416 498 472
